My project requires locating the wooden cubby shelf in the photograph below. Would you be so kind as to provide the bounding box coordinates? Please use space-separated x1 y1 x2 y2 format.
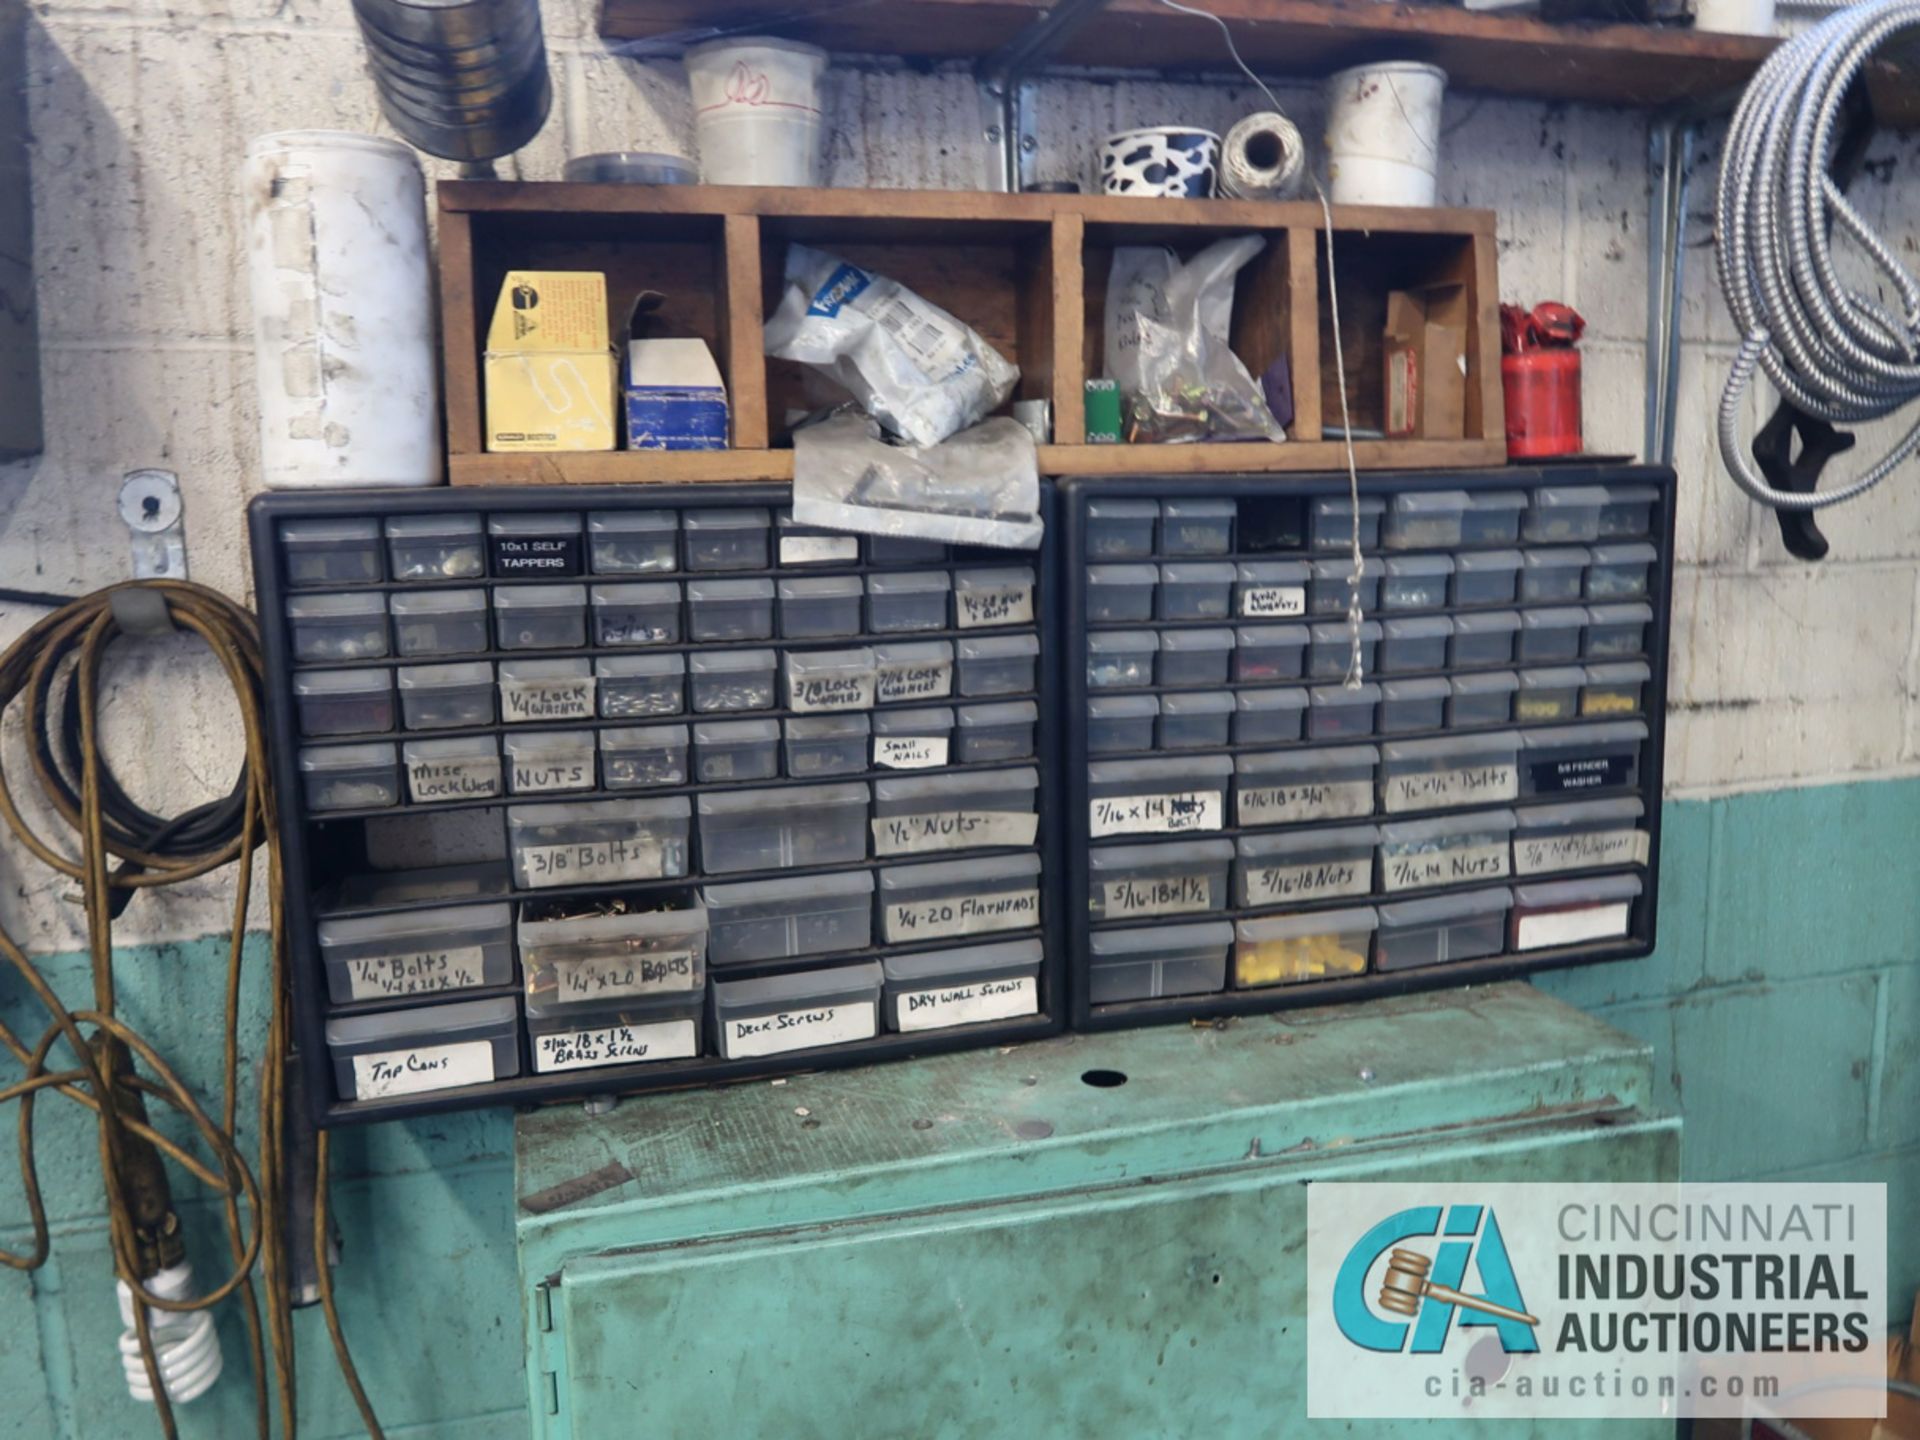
438 182 1509 486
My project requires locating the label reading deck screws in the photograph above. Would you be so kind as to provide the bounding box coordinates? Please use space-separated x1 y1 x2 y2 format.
724 1000 876 1059
353 1040 493 1099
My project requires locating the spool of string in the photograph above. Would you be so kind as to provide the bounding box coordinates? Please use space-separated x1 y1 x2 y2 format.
1218 111 1307 200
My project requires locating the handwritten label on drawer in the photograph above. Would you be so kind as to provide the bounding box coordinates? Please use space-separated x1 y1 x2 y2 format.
1101 874 1214 918
1236 780 1372 826
1382 840 1511 893
874 736 948 770
788 671 876 713
1382 763 1517 814
956 586 1032 629
1514 828 1649 876
501 678 595 724
517 837 672 888
407 756 502 804
1243 858 1371 905
886 886 1039 941
1516 901 1632 951
897 975 1037 1033
553 951 699 1001
352 1040 493 1100
533 1018 697 1073
1089 790 1223 839
346 946 486 1000
780 535 858 564
511 757 594 795
725 1000 876 1059
876 661 953 704
873 811 1038 855
1240 586 1306 619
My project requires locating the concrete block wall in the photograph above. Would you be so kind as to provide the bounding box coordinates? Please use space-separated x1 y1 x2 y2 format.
0 3 1917 1433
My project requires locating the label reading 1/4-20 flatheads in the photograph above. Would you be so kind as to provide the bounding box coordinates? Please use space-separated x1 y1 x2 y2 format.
885 886 1040 941
725 1001 876 1059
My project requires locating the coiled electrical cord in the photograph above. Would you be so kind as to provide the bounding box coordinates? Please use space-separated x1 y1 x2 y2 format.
0 581 382 1440
1716 0 1920 510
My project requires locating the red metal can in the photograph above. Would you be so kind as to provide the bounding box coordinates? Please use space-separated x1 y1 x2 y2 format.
1503 348 1582 460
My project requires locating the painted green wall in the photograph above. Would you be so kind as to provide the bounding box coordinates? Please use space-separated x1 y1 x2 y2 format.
1 778 1913 1436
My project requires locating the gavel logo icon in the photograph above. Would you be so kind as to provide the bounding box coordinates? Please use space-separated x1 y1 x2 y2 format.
1378 1248 1540 1327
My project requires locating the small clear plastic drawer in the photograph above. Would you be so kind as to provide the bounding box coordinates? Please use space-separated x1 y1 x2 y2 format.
873 767 1038 856
874 641 953 705
326 996 518 1101
1448 671 1517 728
300 741 399 812
784 714 870 778
1522 486 1606 543
682 506 770 572
402 736 502 804
1517 667 1584 723
1586 542 1656 601
1307 620 1381 680
1308 683 1379 740
1511 873 1643 951
787 646 879 713
1086 498 1160 559
1379 616 1452 674
318 901 512 1004
288 592 388 663
1379 808 1515 893
1234 745 1377 826
493 585 586 651
1376 887 1513 971
1453 550 1521 608
703 871 873 966
1234 907 1377 988
1383 490 1469 549
1381 554 1454 612
1461 491 1526 545
588 509 678 575
1512 796 1647 876
509 796 691 889
1234 687 1307 745
1159 628 1234 687
1088 564 1159 623
294 667 394 738
953 567 1036 629
1235 562 1309 622
591 582 681 646
711 962 882 1059
1089 630 1158 690
778 575 863 639
1158 562 1234 621
695 719 782 783
879 852 1042 944
775 510 860 568
1380 731 1520 813
600 724 690 789
1452 610 1520 667
1236 824 1377 908
1598 484 1658 540
498 657 594 726
1089 756 1231 838
866 571 951 634
957 634 1038 698
1159 690 1233 749
597 653 684 718
503 730 596 795
1160 498 1235 556
393 588 490 658
1380 677 1448 733
872 706 955 770
398 661 495 731
883 939 1042 1032
1520 720 1646 797
386 513 484 582
956 700 1037 763
1088 839 1233 921
1089 694 1158 754
1520 547 1591 604
1309 495 1384 551
524 993 702 1073
1234 624 1307 681
1307 559 1379 617
689 648 776 713
1517 607 1587 664
687 578 775 643
1581 661 1650 717
867 535 947 565
1584 602 1652 659
697 782 870 874
1088 921 1230 1003
282 518 383 588
517 898 707 1007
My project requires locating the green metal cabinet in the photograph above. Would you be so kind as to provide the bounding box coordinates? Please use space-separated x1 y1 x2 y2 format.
514 981 1679 1438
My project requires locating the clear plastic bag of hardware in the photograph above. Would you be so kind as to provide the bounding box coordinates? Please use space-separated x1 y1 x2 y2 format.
791 413 1043 551
1105 234 1285 444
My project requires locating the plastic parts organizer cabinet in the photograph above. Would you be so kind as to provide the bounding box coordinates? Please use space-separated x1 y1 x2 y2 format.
250 484 1062 1125
1059 467 1675 1030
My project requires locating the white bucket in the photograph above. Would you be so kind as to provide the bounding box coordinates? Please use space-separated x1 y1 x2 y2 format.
684 36 829 187
1324 62 1448 208
243 131 440 489
1692 0 1774 35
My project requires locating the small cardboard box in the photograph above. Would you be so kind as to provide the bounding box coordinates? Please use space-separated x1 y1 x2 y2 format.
1383 283 1468 441
625 326 728 451
484 271 617 453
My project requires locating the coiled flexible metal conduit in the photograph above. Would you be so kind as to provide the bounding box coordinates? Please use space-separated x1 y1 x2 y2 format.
1716 0 1920 510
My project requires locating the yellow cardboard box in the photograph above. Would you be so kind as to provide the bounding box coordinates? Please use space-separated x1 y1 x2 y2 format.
484 271 617 452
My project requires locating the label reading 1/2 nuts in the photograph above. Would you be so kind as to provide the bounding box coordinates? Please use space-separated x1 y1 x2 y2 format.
500 678 596 724
1101 874 1213 919
1382 763 1518 814
897 976 1037 1033
725 1001 876 1059
553 951 698 1000
346 946 487 1000
1240 585 1307 619
873 811 1038 856
873 736 948 770
788 670 877 713
517 837 672 888
534 1018 697 1073
876 661 952 704
353 1040 493 1099
1382 840 1511 893
956 585 1032 629
407 756 502 804
885 887 1039 941
1088 790 1223 839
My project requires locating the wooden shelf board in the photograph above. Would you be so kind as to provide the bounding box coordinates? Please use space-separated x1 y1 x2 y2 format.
596 0 1779 110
